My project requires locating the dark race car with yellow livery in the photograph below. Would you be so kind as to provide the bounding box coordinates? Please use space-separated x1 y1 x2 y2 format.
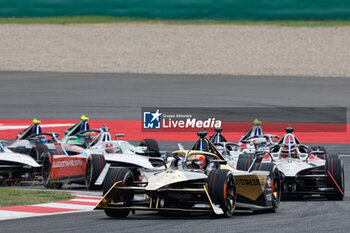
95 130 281 218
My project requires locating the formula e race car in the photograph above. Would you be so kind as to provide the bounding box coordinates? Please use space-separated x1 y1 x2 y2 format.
60 115 101 147
236 127 344 200
42 127 162 190
95 130 281 218
0 140 40 184
210 119 278 153
7 120 85 166
209 120 279 167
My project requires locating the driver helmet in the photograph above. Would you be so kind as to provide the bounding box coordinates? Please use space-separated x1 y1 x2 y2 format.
87 131 96 140
281 146 296 158
105 143 116 153
187 154 206 169
35 135 47 144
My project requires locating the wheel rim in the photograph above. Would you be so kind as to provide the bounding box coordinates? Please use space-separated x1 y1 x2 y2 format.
271 169 281 208
115 173 134 205
86 160 92 186
43 157 51 184
225 176 236 214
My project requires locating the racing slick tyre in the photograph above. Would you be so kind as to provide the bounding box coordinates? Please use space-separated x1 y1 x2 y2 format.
310 146 338 160
42 153 62 189
319 154 339 160
250 163 281 212
236 158 254 171
325 158 344 200
207 169 236 217
103 168 134 218
139 139 161 157
30 144 49 164
238 153 255 160
85 154 106 190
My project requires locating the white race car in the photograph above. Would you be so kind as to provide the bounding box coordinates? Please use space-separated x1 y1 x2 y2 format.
209 119 279 167
78 127 164 190
236 127 344 200
0 140 40 184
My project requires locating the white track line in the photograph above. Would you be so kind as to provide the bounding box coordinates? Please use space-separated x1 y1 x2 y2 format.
0 211 42 221
67 198 99 203
33 203 95 210
0 124 73 130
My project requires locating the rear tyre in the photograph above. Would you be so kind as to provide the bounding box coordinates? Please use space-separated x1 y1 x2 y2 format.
325 158 344 200
207 169 236 217
42 153 62 189
310 146 338 160
85 154 106 190
318 154 339 160
238 153 255 160
103 168 134 218
250 163 281 212
236 158 254 171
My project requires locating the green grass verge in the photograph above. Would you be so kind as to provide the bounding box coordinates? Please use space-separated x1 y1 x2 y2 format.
0 188 74 207
0 16 350 27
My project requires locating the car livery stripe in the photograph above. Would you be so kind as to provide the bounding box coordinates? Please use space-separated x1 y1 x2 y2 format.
327 171 344 197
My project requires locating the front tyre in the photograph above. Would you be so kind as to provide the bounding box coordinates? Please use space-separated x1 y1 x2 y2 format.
207 169 236 217
102 168 134 218
42 153 62 189
325 158 344 200
249 162 281 212
85 154 106 190
236 157 254 171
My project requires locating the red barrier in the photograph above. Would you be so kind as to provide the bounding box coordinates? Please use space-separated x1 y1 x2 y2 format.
0 119 349 144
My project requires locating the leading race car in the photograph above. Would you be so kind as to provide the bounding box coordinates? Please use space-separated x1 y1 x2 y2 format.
42 127 163 190
236 127 344 200
0 140 40 184
95 130 281 218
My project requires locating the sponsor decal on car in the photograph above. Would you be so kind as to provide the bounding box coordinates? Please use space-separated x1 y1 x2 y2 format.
52 160 83 168
236 178 262 186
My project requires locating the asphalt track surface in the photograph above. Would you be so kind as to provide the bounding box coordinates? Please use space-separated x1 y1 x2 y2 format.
1 71 350 233
1 71 350 121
